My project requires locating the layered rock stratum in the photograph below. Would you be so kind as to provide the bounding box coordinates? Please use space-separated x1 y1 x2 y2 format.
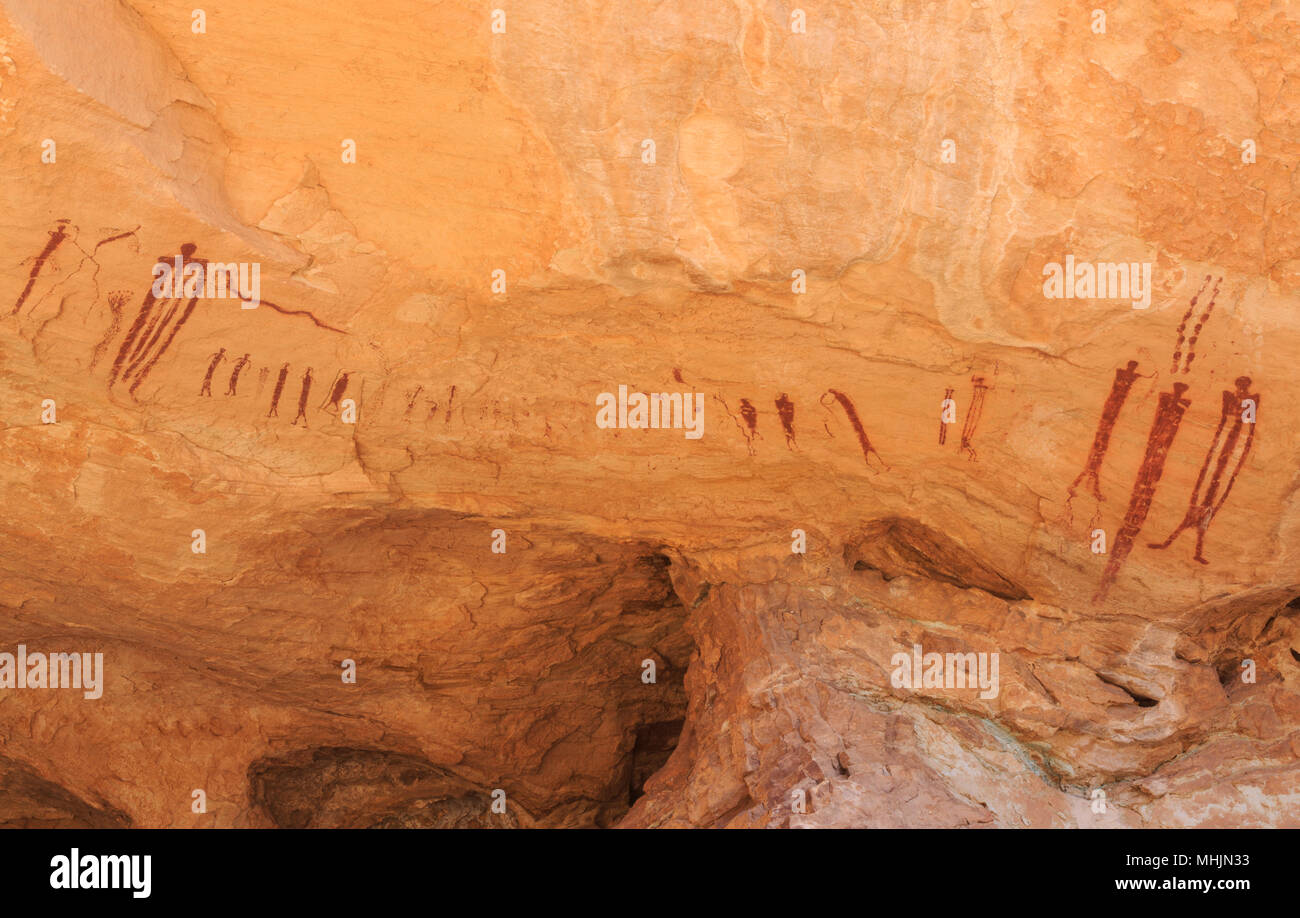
0 0 1297 828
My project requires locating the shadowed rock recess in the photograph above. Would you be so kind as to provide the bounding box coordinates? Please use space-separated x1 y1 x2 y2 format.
0 1 1298 829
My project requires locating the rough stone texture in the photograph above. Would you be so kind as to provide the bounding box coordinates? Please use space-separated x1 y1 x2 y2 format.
0 1 1298 828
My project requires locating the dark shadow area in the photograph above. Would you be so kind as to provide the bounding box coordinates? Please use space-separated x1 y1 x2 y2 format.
845 517 1031 601
0 754 131 828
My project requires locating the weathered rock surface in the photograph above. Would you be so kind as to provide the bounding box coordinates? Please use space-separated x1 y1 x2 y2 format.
0 0 1297 828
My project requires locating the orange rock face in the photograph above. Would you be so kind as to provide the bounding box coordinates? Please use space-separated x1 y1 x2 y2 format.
0 1 1297 828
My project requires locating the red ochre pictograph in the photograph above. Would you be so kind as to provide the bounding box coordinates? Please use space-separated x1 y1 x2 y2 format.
1147 377 1259 564
822 388 886 470
1094 382 1192 602
959 375 989 460
1067 360 1145 506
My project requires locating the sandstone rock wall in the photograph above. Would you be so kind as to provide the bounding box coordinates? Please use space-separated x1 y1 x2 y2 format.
0 0 1297 828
